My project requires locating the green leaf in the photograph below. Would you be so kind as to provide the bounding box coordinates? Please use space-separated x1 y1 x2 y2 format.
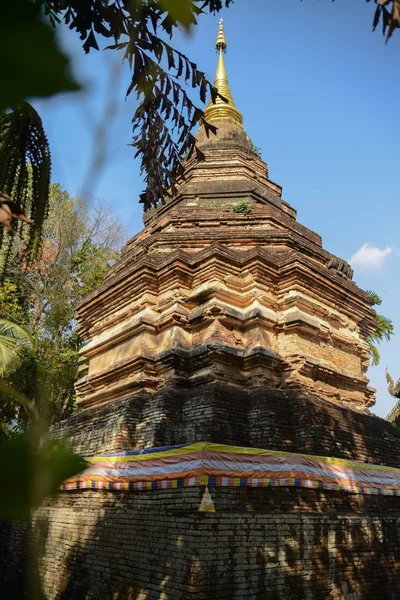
366 290 382 306
0 0 80 110
366 290 394 366
158 0 200 31
0 380 39 420
0 319 32 377
367 341 380 367
0 438 87 520
36 443 88 501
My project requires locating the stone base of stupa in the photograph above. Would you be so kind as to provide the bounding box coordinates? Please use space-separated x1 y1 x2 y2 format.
24 488 400 600
2 384 400 600
2 486 400 599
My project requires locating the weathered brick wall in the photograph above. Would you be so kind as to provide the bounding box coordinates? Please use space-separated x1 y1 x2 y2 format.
0 520 27 599
2 487 400 600
48 384 400 467
2 385 396 599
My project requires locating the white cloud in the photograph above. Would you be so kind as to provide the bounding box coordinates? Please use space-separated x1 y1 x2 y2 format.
350 243 392 271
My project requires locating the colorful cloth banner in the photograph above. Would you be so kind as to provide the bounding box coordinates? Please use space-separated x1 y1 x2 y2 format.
61 442 400 496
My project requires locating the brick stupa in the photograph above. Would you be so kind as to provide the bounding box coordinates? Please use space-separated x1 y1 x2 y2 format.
3 20 400 600
75 23 376 418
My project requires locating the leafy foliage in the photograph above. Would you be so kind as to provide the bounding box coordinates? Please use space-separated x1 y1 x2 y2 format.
366 289 382 306
0 437 87 520
0 104 51 273
0 184 125 432
251 144 262 158
1 0 398 234
322 1 400 43
368 0 400 42
0 318 32 378
0 317 79 524
36 0 235 210
0 0 79 111
366 290 394 366
36 0 397 211
233 199 251 214
0 191 90 531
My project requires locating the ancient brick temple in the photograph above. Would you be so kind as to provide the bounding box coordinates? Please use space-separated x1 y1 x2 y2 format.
75 26 376 416
3 20 400 600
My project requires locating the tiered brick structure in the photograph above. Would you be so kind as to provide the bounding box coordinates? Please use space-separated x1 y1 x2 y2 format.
2 20 400 600
75 46 376 415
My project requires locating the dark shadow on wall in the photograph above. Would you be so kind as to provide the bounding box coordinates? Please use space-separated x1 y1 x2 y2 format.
288 390 400 467
47 382 400 469
4 383 400 600
0 519 29 600
28 487 400 600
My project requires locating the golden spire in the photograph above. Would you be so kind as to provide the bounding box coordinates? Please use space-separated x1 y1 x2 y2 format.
202 19 243 126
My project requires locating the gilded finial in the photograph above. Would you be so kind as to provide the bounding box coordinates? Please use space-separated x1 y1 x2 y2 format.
201 20 243 127
216 18 227 51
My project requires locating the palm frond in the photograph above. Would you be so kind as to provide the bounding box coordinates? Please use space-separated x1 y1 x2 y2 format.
0 318 32 377
366 290 394 366
0 380 38 420
367 341 380 367
369 314 394 347
366 290 382 306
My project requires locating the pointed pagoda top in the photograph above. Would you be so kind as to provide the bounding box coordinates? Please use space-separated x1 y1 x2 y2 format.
215 17 227 50
202 19 243 127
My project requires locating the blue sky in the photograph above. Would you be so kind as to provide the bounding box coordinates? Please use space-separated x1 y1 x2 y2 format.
34 1 399 418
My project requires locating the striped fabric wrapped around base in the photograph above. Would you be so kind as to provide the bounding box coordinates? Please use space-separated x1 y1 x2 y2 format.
61 442 400 497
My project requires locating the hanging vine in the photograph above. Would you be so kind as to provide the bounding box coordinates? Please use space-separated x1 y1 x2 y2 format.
0 102 51 274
